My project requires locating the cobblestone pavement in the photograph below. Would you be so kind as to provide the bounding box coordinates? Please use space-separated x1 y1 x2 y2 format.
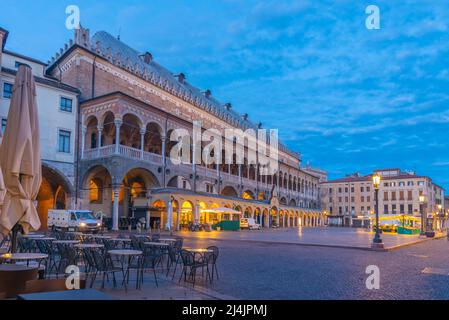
182 236 449 300
177 227 439 249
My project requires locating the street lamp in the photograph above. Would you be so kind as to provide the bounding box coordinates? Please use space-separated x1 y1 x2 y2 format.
419 195 425 236
372 173 383 249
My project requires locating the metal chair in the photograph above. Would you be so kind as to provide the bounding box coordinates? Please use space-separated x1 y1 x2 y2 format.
178 250 210 287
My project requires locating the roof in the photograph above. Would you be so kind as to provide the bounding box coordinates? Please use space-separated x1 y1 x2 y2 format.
47 28 299 159
2 67 80 94
3 50 47 66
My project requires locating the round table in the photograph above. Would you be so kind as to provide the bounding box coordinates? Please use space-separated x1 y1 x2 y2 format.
109 238 131 249
22 234 46 239
108 250 143 290
144 242 169 246
74 243 104 249
0 253 48 267
53 240 80 245
185 248 213 253
90 235 111 239
160 238 177 243
33 237 56 241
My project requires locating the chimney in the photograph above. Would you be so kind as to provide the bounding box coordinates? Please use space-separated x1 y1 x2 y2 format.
139 52 153 64
0 27 8 68
224 103 232 110
257 122 262 129
242 113 248 121
204 89 212 98
176 73 186 83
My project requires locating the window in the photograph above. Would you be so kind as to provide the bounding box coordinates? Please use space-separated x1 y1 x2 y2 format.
384 182 389 187
58 130 71 153
361 206 365 212
367 206 371 212
338 188 342 193
392 204 397 214
391 192 396 201
345 187 348 193
361 186 364 192
407 181 414 186
329 197 332 203
338 197 342 202
399 181 405 187
182 180 187 189
339 207 342 214
3 83 13 99
366 187 370 192
400 204 405 214
384 205 389 214
14 61 22 68
345 197 348 202
206 184 214 193
399 191 404 201
1 119 6 134
351 187 354 193
329 188 332 194
361 196 365 202
408 204 413 214
418 181 425 186
60 97 73 112
384 192 388 201
407 190 412 200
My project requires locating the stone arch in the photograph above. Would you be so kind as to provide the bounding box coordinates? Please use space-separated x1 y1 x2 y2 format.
121 113 143 149
221 186 238 198
242 190 255 200
262 208 269 227
145 122 163 155
289 198 297 207
244 207 253 218
280 197 287 205
167 175 191 189
36 164 75 230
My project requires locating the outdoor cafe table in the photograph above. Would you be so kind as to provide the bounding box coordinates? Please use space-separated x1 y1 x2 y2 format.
0 253 48 267
90 235 112 239
108 249 142 290
109 238 132 248
53 240 80 245
159 238 177 243
74 243 104 249
22 234 46 239
18 288 116 300
144 242 169 247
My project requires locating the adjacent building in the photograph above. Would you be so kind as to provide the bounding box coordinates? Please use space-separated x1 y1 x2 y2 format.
321 169 445 229
0 27 80 228
0 26 324 231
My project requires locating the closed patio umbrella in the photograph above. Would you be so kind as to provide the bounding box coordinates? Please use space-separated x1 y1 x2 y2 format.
0 64 41 251
0 129 5 206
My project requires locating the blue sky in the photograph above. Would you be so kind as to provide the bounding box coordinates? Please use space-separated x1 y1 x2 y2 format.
2 1 449 190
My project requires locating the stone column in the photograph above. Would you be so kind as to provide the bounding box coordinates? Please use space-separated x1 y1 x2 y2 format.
97 125 103 157
112 186 120 231
194 204 200 224
146 194 152 230
287 214 290 227
140 128 146 159
114 119 122 155
81 125 86 159
176 205 181 231
166 200 173 231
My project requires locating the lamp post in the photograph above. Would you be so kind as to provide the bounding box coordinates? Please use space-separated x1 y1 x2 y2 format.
419 195 425 236
372 173 383 249
437 204 442 232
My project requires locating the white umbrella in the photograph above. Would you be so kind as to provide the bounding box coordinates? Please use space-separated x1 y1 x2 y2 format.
0 64 41 250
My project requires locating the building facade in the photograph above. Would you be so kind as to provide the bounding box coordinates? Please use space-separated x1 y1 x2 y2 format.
0 26 324 231
321 169 445 229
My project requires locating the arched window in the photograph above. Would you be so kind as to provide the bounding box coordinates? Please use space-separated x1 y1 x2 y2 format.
91 133 97 149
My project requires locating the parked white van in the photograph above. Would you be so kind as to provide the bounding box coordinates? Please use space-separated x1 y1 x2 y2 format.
48 210 101 232
240 218 261 230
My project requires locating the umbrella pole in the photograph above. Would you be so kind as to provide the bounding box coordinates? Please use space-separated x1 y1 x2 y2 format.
10 224 22 253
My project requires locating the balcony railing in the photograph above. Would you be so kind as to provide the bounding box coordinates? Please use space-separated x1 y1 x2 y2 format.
82 144 310 197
